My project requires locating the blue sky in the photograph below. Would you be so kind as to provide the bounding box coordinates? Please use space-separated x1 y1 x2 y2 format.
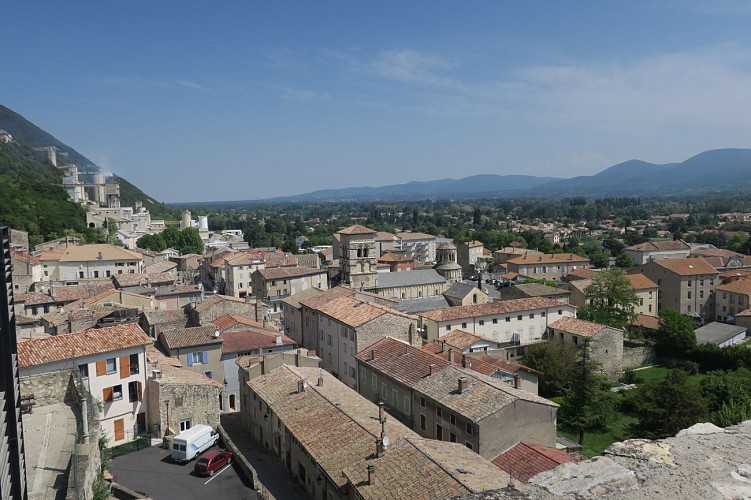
4 1 751 202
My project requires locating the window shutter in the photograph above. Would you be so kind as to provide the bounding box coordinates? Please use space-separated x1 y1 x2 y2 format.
96 360 106 377
202 351 208 364
186 354 193 367
103 387 113 402
114 418 125 441
119 355 130 379
137 382 143 402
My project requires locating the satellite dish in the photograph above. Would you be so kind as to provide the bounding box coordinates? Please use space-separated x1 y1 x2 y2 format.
382 436 390 448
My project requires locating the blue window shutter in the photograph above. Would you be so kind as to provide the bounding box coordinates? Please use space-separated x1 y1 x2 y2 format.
202 351 208 364
186 355 193 367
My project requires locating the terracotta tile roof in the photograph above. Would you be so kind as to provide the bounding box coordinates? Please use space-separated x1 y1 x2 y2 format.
343 437 508 499
224 252 264 266
396 232 435 241
719 269 751 282
566 268 597 280
717 278 751 296
249 365 420 490
159 325 223 350
420 344 541 377
41 302 131 326
11 251 40 266
257 266 326 280
193 294 249 313
114 272 174 288
507 253 590 265
377 252 414 263
464 240 484 247
17 323 151 367
412 366 556 422
338 224 376 235
211 314 275 332
38 250 64 261
154 284 201 297
649 257 719 276
514 283 570 297
295 254 320 269
626 240 690 252
492 442 576 483
142 309 188 326
374 231 396 241
356 337 451 387
15 292 55 306
691 247 742 259
146 345 223 388
317 295 415 328
434 329 483 350
280 287 325 309
624 274 658 290
548 317 615 337
631 314 660 330
420 297 568 323
58 244 143 262
221 329 295 355
50 285 93 303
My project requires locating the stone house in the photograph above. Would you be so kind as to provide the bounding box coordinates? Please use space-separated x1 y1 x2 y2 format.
506 253 591 281
252 266 329 315
10 250 42 292
244 365 507 499
139 309 189 339
628 257 719 323
158 325 225 386
186 294 267 326
715 279 751 322
418 297 577 347
568 274 658 318
224 253 265 298
315 294 419 389
493 245 543 264
145 345 222 437
52 244 143 281
281 287 325 347
17 323 151 445
458 240 485 273
625 240 691 265
546 316 624 380
443 282 489 307
154 284 203 310
411 366 558 460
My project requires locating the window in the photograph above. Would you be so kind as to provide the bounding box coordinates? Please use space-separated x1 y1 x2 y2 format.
640 298 644 306
492 318 498 324
688 291 692 299
573 336 579 345
349 366 355 378
446 325 451 331
558 310 563 315
420 397 426 408
700 279 704 286
106 358 117 374
461 322 467 329
437 407 442 418
529 313 534 319
505 317 510 323
372 373 378 390
466 423 473 435
700 290 704 299
179 419 192 432
710 279 714 286
327 334 332 346
466 442 473 451
112 384 123 401
380 383 387 400
204 371 213 379
450 414 456 425
478 320 484 326
688 280 692 287
188 352 207 365
450 432 457 442
129 353 139 375
403 396 410 414
392 389 398 404
420 414 426 430
541 311 546 317
517 315 522 321
79 364 89 379
128 381 141 402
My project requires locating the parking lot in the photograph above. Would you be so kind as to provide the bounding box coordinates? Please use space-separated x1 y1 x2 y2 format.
110 444 256 500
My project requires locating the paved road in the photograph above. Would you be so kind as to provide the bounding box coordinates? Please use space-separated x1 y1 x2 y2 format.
221 413 307 500
110 444 256 500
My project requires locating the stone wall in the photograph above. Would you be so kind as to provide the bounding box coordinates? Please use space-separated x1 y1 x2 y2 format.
20 370 76 406
589 329 623 381
622 346 656 370
147 378 220 436
216 425 257 490
65 424 102 500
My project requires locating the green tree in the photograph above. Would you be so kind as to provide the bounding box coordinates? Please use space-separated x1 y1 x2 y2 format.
559 344 618 446
614 252 633 268
577 269 639 329
628 369 709 439
700 368 751 412
523 342 579 397
178 228 204 255
655 309 697 357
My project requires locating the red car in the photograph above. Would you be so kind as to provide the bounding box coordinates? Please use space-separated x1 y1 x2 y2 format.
194 450 233 476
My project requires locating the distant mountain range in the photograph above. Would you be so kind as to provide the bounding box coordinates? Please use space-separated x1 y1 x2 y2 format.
269 148 751 202
3 104 751 205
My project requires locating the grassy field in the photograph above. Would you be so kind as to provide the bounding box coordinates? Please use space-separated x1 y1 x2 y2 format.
633 366 706 385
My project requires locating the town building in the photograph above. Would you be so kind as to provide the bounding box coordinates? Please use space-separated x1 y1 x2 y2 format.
418 298 577 347
376 252 414 272
224 253 265 298
493 244 543 264
338 224 379 290
158 325 225 386
568 274 658 318
694 323 747 348
367 268 449 300
443 282 489 307
506 253 591 281
252 266 328 316
546 316 624 380
396 232 437 264
458 240 485 273
44 244 143 281
715 279 751 322
628 258 719 322
186 294 267 326
434 242 464 284
17 323 151 445
625 240 691 265
500 283 571 303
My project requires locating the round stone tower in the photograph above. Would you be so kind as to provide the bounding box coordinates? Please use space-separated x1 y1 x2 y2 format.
434 242 463 284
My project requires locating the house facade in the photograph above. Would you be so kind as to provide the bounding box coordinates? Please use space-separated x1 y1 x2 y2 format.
547 316 624 380
54 244 143 280
506 253 591 281
252 266 328 315
458 240 485 273
715 279 751 322
625 240 691 265
17 323 151 445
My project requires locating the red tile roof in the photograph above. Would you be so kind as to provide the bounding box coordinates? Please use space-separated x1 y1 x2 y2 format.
356 337 451 387
338 224 376 235
624 274 658 290
507 253 589 265
649 257 719 276
17 323 151 367
492 442 576 482
317 295 415 328
717 279 751 296
212 314 276 332
548 317 614 337
626 240 690 252
221 329 295 355
420 297 567 322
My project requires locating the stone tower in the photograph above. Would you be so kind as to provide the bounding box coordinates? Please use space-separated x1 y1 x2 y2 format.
339 224 378 290
434 242 463 284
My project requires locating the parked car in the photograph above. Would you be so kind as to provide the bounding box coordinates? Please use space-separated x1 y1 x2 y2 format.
194 450 233 476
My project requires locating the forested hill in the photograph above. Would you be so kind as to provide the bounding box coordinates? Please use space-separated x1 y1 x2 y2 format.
0 105 172 219
0 139 95 245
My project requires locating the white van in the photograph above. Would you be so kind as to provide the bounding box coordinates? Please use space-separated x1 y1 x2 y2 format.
171 425 219 462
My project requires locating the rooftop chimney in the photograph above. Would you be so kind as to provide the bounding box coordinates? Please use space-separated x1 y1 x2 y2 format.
429 364 436 376
513 374 521 389
440 341 446 353
458 376 468 394
317 376 324 387
297 380 308 393
370 350 376 361
367 465 375 485
448 349 455 364
275 334 283 346
378 401 385 422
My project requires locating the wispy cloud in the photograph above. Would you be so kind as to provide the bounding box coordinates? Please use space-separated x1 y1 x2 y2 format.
362 49 459 87
94 76 210 92
273 86 330 102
